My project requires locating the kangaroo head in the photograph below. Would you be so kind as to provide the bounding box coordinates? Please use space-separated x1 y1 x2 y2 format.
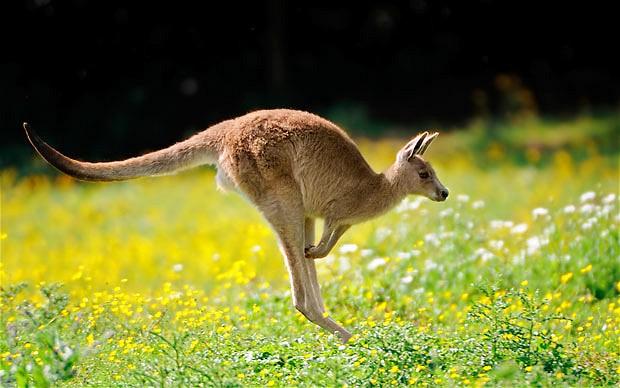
393 131 449 202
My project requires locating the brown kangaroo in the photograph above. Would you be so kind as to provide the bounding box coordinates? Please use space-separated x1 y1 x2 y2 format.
23 109 448 342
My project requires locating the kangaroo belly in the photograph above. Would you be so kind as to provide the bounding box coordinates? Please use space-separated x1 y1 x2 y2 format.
215 164 237 192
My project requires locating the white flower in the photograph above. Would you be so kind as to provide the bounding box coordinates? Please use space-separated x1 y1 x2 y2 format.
424 233 440 247
472 200 485 209
360 249 374 257
439 208 453 218
489 240 504 250
58 344 74 361
397 251 412 259
532 207 549 219
339 243 358 254
600 205 614 216
526 236 547 255
511 223 528 234
367 258 386 270
424 259 438 270
490 220 514 229
580 191 596 203
401 275 413 284
396 197 423 213
563 205 576 214
580 204 594 214
172 263 184 272
475 248 494 262
581 217 597 231
457 194 470 202
375 227 392 241
339 257 351 273
602 193 616 204
252 245 262 253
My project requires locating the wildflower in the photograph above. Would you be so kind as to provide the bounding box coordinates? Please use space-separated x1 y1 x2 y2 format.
602 193 616 204
475 248 494 262
360 249 374 257
489 240 504 250
532 207 549 219
581 218 596 230
367 258 386 270
401 275 413 284
390 365 399 373
560 272 573 284
457 194 470 202
424 259 438 270
526 236 547 255
339 243 358 254
580 204 594 214
482 365 492 371
520 280 528 287
172 263 184 272
511 223 528 234
472 200 485 209
580 191 596 202
439 208 454 218
580 264 592 274
563 205 576 214
525 366 533 372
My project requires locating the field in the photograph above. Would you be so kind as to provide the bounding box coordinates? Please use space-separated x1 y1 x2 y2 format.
1 115 619 386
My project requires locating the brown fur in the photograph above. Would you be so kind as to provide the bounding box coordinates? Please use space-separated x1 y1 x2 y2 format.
23 109 448 342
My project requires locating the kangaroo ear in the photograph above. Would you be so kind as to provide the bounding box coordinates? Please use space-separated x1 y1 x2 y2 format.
398 131 428 162
417 132 439 155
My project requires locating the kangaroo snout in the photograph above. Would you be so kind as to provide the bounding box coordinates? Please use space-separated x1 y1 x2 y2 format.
432 187 449 202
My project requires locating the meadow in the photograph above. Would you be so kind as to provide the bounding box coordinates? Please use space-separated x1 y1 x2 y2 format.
1 114 619 386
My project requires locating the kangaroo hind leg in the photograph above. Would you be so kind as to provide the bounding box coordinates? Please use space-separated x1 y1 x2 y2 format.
257 191 351 342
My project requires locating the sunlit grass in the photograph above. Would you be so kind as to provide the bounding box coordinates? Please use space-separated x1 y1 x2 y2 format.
1 115 619 386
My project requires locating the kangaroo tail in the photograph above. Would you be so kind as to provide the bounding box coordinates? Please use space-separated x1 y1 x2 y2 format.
23 123 220 182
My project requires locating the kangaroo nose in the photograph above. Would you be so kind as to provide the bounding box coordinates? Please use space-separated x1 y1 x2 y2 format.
440 189 449 199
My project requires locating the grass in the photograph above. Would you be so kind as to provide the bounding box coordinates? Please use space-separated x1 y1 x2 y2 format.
1 114 619 386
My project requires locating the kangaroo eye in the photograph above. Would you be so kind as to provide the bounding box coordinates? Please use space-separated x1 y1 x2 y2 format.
419 171 429 179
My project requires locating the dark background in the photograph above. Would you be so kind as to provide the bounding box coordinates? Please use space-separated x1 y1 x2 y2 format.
1 0 618 163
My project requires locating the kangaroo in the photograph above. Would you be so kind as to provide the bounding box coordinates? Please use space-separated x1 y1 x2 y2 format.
23 109 448 342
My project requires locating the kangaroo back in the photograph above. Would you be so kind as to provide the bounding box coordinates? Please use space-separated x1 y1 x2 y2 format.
23 123 220 181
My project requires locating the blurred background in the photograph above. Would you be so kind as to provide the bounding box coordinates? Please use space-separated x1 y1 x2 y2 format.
1 0 618 167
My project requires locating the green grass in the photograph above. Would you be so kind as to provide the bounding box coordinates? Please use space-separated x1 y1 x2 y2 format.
1 114 619 386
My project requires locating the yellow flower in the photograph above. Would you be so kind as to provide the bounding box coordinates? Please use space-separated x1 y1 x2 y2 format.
482 365 492 371
580 264 592 274
520 280 528 287
390 365 399 373
560 272 573 284
525 366 533 372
